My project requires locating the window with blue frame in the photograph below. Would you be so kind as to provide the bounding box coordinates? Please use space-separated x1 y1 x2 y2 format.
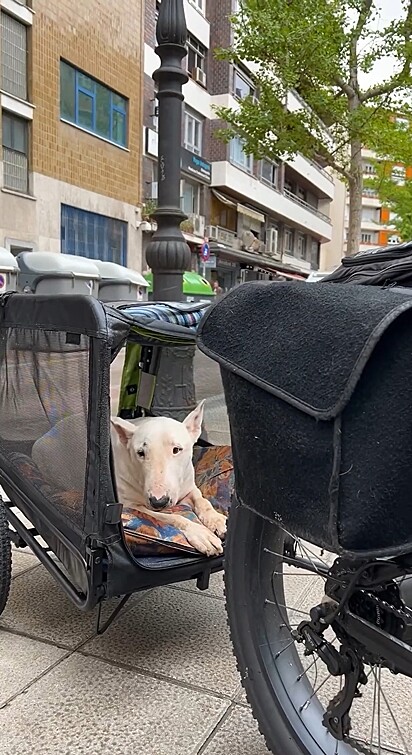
60 60 127 147
61 205 127 266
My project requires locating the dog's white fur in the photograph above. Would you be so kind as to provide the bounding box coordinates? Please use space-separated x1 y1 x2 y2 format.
111 401 226 556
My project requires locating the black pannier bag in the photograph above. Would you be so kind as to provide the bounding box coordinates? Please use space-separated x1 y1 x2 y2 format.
322 239 412 286
197 280 412 558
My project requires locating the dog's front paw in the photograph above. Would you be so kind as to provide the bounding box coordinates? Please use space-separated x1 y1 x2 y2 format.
199 508 227 540
185 523 224 557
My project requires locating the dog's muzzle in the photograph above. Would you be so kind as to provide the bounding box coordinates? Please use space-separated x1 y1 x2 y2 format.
148 494 171 511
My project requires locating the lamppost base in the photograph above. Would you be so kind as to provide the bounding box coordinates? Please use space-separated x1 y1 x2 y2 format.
151 344 197 422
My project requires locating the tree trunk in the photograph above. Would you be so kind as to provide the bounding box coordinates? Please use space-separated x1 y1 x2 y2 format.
346 136 363 257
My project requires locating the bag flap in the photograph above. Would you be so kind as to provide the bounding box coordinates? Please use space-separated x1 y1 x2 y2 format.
197 281 412 420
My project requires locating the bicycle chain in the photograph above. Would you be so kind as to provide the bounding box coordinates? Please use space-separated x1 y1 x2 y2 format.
328 588 412 754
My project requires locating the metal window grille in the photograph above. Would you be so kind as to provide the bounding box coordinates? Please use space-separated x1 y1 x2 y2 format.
3 147 28 193
1 12 27 100
61 205 127 265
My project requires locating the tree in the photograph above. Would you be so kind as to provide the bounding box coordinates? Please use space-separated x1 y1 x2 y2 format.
215 0 412 256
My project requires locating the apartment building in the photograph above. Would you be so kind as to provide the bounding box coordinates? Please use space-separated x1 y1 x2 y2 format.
143 0 345 286
344 145 409 255
0 0 144 267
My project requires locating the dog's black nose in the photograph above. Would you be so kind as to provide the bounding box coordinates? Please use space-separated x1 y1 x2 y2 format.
149 495 171 511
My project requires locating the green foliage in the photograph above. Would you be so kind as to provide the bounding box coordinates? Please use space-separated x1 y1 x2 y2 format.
215 0 412 182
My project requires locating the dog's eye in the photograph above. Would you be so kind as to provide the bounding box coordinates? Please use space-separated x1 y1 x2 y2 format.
137 449 145 459
173 446 182 455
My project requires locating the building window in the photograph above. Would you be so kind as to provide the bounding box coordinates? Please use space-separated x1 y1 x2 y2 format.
297 233 307 260
188 0 205 13
363 162 376 175
229 136 253 172
181 179 201 216
284 227 294 253
260 160 278 188
60 61 128 147
361 232 378 244
1 12 27 100
395 116 409 130
2 112 28 193
391 165 406 185
61 205 127 265
233 68 254 99
361 207 379 223
187 34 206 78
184 108 203 155
363 187 378 198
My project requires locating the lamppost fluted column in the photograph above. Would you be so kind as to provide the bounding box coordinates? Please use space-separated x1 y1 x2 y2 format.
144 0 199 422
145 0 191 302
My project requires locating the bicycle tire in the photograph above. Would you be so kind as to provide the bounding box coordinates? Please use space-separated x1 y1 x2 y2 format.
0 499 11 617
224 499 357 755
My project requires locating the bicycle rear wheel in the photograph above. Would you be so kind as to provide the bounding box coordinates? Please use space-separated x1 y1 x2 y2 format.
225 500 412 755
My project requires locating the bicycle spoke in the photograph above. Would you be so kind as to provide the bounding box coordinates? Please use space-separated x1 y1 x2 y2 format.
297 655 318 681
265 599 310 617
370 665 378 749
377 665 382 755
299 672 332 711
372 668 410 755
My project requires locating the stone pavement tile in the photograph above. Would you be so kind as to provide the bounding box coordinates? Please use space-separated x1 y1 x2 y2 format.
167 571 224 599
201 705 270 754
0 654 229 755
11 549 39 577
0 629 66 707
83 586 240 697
0 566 124 649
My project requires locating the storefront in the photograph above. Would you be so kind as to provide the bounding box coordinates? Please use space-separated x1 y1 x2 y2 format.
208 242 307 290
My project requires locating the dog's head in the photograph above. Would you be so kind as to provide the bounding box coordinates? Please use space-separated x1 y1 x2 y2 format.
111 401 205 511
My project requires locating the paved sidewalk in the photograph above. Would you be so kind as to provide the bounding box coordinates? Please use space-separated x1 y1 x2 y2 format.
0 348 270 754
0 550 269 755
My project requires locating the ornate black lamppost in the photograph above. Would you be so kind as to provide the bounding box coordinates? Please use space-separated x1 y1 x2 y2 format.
145 0 191 301
145 0 197 420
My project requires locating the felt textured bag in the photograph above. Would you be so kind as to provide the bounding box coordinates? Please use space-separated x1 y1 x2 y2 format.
197 280 412 558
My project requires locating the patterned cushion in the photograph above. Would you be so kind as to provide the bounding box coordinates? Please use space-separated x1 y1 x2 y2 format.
8 446 234 558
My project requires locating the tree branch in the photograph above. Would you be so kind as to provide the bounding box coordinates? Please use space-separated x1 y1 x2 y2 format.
349 0 373 89
335 76 356 98
360 0 412 101
314 147 353 182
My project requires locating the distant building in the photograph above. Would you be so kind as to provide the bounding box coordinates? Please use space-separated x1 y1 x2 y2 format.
0 0 144 267
142 0 346 286
344 140 409 255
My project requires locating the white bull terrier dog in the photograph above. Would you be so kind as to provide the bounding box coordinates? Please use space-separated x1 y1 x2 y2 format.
111 401 227 557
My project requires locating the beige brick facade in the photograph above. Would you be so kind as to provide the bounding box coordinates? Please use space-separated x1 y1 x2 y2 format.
31 0 143 207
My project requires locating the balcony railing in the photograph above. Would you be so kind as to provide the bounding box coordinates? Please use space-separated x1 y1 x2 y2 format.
306 157 334 182
284 189 331 223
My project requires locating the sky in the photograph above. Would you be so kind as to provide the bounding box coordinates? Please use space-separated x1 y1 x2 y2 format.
359 0 405 87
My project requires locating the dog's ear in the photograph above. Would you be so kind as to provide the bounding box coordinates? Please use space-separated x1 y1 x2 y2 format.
183 400 205 443
111 417 136 446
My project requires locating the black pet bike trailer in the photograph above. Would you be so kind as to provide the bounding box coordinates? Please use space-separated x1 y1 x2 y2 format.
0 294 232 631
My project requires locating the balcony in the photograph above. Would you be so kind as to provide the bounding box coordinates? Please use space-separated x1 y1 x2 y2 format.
211 161 333 241
284 155 335 200
283 189 331 223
